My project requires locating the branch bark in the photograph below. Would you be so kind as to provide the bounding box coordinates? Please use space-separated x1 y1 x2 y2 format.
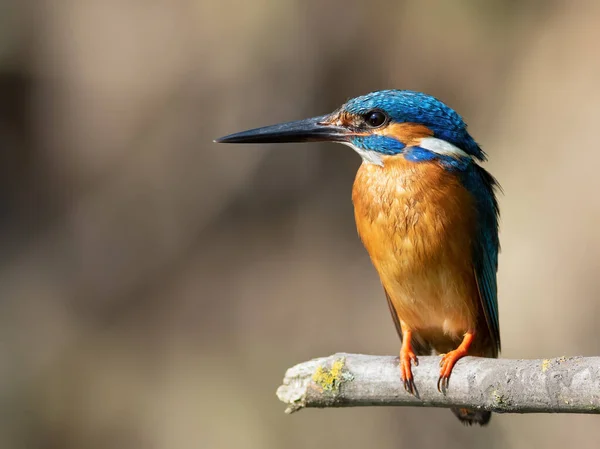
276 353 600 414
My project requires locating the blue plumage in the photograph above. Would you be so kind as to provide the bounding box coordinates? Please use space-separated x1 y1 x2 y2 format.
344 90 486 160
405 146 471 171
460 164 501 353
404 146 437 162
351 135 405 154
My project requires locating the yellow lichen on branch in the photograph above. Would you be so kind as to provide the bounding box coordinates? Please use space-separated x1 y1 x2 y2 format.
542 359 550 372
311 357 353 392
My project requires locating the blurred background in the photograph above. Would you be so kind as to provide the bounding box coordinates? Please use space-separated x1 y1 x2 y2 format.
1 0 600 447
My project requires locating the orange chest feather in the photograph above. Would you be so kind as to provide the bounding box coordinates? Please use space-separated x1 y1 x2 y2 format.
352 156 479 335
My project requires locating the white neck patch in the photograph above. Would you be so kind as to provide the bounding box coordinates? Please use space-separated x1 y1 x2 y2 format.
419 137 471 159
340 141 384 166
339 137 470 166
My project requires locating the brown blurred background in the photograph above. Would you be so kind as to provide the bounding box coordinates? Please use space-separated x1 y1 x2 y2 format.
1 0 600 447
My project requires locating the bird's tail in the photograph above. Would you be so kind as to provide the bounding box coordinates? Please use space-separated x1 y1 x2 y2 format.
450 408 491 426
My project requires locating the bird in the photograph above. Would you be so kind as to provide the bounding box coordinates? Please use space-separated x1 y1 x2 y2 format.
215 90 500 426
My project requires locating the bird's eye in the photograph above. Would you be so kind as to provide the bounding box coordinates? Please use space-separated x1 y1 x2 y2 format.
364 110 387 128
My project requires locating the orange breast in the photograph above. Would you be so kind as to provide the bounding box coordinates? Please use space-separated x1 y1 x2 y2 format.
352 156 479 341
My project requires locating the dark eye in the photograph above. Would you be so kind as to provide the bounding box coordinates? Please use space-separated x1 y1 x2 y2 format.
364 110 387 128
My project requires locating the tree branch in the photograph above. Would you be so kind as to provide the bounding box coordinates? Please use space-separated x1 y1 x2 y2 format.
276 353 600 414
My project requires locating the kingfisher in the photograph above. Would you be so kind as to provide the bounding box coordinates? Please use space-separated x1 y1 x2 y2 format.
215 90 500 426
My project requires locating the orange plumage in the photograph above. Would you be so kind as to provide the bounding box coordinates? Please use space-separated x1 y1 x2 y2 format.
352 156 495 359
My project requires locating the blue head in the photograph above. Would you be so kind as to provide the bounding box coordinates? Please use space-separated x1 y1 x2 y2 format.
215 90 485 170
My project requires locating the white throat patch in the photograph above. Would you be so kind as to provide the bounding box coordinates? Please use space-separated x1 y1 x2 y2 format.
340 141 384 166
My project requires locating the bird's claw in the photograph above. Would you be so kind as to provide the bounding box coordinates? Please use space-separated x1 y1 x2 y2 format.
437 373 450 393
437 349 466 394
400 349 419 395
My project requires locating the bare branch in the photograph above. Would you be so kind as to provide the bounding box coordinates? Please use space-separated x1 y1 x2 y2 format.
276 353 600 414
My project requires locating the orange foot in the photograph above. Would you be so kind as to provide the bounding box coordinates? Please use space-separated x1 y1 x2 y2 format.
437 332 474 393
399 329 419 395
400 347 419 394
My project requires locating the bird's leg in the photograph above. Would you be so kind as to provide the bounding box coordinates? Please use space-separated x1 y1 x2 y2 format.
437 331 474 393
399 323 418 395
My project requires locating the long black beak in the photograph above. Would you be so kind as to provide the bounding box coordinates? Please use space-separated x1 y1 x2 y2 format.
214 115 349 144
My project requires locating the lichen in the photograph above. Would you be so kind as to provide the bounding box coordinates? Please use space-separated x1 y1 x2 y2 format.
542 359 551 372
311 357 353 393
492 390 512 409
492 390 505 405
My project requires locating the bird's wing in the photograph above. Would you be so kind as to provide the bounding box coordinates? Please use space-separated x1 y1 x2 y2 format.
469 165 501 354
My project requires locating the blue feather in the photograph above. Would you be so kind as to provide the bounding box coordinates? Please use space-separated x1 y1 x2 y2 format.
403 146 436 162
351 135 405 155
404 146 471 171
459 163 501 353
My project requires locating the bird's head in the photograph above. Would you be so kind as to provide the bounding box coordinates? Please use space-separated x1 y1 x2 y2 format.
215 90 484 168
